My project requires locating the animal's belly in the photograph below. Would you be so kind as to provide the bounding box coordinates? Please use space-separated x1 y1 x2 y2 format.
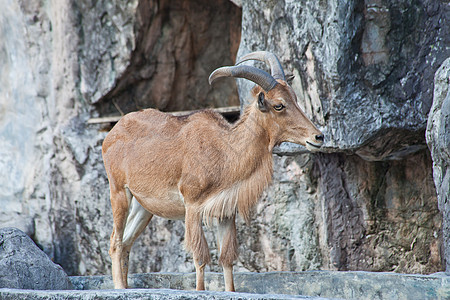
132 189 186 220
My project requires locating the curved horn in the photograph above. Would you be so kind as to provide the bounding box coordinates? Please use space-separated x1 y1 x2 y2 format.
209 65 278 92
235 51 286 81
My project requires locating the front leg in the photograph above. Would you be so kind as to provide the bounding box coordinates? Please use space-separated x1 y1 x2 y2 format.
184 205 211 290
194 256 206 290
217 216 238 292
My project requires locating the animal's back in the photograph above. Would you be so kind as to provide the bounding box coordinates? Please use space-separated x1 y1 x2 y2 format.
102 108 232 185
103 108 230 150
103 109 178 150
102 109 186 183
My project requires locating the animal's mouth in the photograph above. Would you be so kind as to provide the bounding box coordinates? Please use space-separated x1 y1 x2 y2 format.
306 141 323 150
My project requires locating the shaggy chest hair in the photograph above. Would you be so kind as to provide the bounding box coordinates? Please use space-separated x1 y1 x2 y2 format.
200 155 273 226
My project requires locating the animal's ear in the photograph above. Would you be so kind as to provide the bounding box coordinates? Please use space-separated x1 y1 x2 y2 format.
258 92 267 112
286 74 295 85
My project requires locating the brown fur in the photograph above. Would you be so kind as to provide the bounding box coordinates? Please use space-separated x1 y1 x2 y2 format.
218 217 238 267
102 79 323 291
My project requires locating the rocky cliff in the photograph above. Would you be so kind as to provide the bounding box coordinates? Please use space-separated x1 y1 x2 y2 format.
0 0 448 276
234 0 448 274
427 57 450 272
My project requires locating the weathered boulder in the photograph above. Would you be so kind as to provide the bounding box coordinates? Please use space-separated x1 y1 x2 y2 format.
0 227 72 290
426 57 450 272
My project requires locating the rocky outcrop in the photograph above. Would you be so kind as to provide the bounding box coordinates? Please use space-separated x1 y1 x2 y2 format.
0 228 72 290
0 0 447 279
233 0 446 274
235 152 441 274
237 0 449 159
427 58 450 272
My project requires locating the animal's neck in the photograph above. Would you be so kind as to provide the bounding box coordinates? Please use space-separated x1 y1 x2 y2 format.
222 105 273 222
201 105 275 224
232 104 276 153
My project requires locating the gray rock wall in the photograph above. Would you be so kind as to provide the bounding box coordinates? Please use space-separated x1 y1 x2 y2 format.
0 0 41 235
234 0 446 273
0 0 241 276
96 0 241 115
0 0 139 275
235 152 441 274
68 271 450 299
237 0 449 159
0 0 447 278
427 58 450 272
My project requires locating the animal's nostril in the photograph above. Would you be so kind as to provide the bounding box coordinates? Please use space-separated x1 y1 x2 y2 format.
315 134 324 142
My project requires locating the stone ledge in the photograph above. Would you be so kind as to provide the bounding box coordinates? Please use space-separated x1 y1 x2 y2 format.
70 271 450 300
0 288 326 300
1 271 450 299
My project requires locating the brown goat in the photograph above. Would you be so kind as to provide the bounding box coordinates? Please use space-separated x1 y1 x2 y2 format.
102 51 324 291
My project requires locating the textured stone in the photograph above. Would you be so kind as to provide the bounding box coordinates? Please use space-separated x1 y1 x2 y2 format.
315 151 441 273
0 228 72 290
96 0 241 115
235 152 441 274
69 271 450 300
0 0 40 220
0 288 323 300
3 271 449 300
427 57 450 272
76 0 138 104
237 0 450 159
229 0 447 275
0 213 35 237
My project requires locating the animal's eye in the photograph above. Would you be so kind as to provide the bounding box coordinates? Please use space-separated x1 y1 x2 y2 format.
273 104 285 111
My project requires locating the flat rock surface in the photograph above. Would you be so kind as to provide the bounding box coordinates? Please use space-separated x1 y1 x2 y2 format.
0 288 327 300
1 271 449 299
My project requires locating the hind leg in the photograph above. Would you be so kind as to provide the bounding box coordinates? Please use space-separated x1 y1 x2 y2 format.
109 186 131 289
121 196 153 286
